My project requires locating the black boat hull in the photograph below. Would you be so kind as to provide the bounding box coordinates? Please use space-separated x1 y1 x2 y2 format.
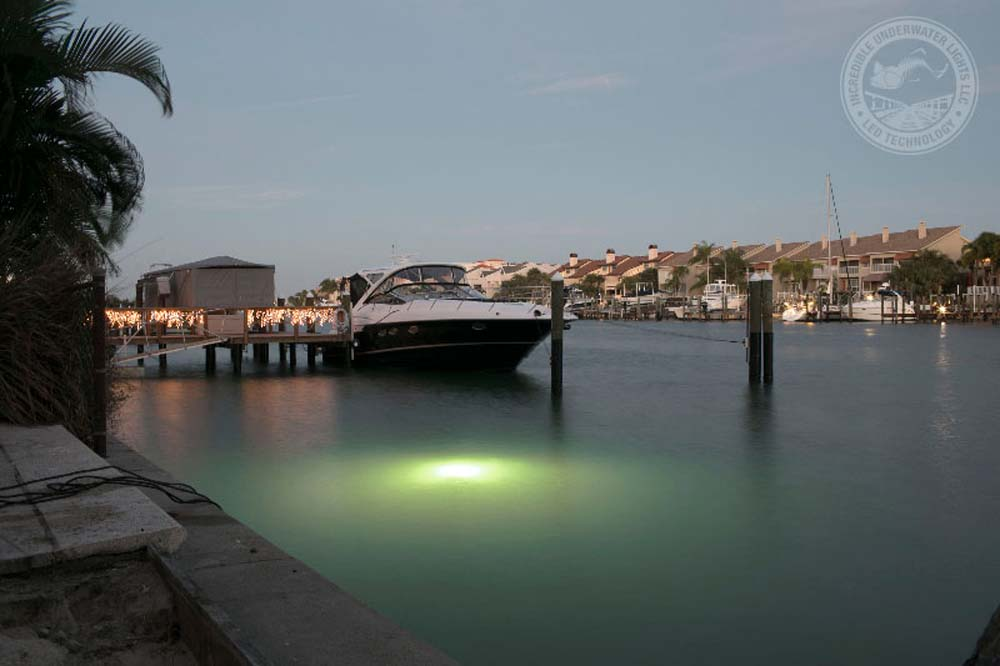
353 318 551 370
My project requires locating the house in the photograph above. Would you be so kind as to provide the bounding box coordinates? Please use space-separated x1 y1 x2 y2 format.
136 256 275 308
467 261 560 298
793 221 965 293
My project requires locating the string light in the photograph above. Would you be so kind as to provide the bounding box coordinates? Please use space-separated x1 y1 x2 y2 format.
105 307 347 331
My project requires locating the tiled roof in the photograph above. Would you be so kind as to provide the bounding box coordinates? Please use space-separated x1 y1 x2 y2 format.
569 259 605 278
750 242 810 264
796 225 960 261
610 256 646 276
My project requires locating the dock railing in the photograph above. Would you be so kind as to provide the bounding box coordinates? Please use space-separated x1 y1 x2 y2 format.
106 305 351 348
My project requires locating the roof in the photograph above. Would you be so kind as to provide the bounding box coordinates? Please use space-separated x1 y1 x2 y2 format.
796 225 960 261
569 259 605 278
735 244 766 257
142 255 274 277
609 256 646 277
750 241 810 264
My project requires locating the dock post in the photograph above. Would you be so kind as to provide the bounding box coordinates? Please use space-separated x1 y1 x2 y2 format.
135 283 144 366
307 344 316 368
91 269 107 457
205 344 216 373
761 272 773 384
277 298 287 363
158 343 167 369
340 293 353 367
551 273 564 397
231 344 243 375
289 343 297 367
748 273 762 384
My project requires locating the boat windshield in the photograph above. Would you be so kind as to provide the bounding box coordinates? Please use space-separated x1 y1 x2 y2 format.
366 265 485 304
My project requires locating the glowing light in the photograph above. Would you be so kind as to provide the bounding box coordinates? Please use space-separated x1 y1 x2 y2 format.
937 305 948 315
435 463 483 479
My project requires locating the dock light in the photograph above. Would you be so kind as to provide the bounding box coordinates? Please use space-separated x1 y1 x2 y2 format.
434 463 483 479
937 305 948 315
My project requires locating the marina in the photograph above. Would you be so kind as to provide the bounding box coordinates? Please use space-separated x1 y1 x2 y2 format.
4 2 1000 664
113 320 1000 666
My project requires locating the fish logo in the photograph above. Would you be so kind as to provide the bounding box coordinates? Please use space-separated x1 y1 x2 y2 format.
869 49 949 91
841 17 978 155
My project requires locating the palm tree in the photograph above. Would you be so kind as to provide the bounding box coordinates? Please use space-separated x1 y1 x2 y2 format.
961 232 1000 291
772 258 795 293
890 250 960 299
0 0 172 269
790 259 817 294
710 248 749 290
688 242 715 292
664 265 689 295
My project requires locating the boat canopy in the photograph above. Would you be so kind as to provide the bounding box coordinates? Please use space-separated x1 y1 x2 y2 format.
355 264 485 305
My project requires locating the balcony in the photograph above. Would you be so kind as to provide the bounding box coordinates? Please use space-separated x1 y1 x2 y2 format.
838 265 860 276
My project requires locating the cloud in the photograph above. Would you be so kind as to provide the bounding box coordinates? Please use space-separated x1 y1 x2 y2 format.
158 185 306 212
526 73 630 96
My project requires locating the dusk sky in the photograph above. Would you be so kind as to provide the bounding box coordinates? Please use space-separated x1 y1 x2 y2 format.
76 0 999 297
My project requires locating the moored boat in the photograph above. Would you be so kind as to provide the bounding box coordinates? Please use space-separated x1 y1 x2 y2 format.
348 263 564 370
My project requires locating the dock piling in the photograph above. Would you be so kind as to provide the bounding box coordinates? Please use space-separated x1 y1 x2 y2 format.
761 272 773 384
340 293 353 367
91 270 107 457
748 274 762 384
205 344 216 373
231 344 243 375
551 273 564 397
158 344 167 369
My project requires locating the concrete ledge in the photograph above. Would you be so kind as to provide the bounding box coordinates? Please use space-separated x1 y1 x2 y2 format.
0 425 185 575
106 438 457 666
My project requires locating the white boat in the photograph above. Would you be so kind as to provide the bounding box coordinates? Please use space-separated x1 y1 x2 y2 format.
842 288 915 322
347 263 566 370
781 304 813 322
700 280 744 312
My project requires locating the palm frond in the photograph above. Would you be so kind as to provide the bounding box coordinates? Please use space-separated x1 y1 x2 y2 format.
57 21 172 115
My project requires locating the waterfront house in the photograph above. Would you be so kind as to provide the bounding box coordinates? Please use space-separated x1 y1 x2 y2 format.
136 256 275 308
792 221 965 294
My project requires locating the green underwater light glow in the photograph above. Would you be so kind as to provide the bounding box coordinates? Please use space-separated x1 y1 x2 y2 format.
411 458 511 484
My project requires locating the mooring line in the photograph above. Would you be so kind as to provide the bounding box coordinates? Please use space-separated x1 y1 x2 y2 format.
601 319 744 344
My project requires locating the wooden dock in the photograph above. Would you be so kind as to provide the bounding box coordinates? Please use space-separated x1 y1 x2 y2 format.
105 302 353 373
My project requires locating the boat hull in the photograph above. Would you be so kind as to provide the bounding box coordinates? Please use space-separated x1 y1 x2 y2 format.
353 318 552 370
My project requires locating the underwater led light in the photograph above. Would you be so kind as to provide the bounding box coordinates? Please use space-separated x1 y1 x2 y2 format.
434 463 483 479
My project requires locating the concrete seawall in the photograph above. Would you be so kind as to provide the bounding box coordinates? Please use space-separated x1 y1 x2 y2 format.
106 438 457 666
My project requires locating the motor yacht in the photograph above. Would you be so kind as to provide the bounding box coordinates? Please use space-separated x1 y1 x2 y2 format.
347 263 564 369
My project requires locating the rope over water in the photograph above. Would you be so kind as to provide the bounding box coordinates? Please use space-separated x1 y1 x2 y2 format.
603 320 744 344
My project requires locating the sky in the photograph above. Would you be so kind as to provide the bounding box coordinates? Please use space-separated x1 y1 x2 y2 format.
73 0 1000 297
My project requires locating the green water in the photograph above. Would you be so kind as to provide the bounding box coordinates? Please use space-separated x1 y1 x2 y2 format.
115 321 1000 664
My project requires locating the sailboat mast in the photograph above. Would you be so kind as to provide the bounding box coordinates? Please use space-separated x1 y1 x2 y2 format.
826 174 832 296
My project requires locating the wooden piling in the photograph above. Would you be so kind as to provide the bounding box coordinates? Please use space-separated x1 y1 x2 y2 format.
748 274 762 384
289 343 297 367
551 274 564 397
158 343 167 369
134 282 144 366
231 344 242 375
340 293 353 367
205 344 216 373
307 344 316 367
91 270 107 457
761 272 773 384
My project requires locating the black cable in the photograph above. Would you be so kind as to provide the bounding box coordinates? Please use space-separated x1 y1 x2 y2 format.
603 319 744 344
0 464 220 510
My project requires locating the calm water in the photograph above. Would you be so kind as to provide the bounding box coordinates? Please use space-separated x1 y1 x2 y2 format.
115 321 1000 665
